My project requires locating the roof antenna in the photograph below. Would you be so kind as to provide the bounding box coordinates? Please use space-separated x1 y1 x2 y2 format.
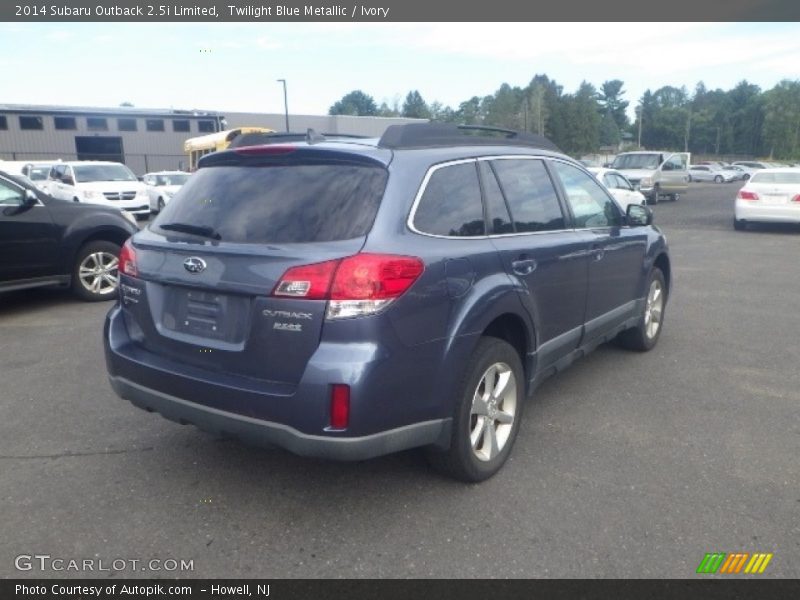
306 128 325 144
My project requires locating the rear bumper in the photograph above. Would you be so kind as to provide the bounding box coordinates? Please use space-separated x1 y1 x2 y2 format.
104 304 453 460
735 199 800 223
109 375 449 461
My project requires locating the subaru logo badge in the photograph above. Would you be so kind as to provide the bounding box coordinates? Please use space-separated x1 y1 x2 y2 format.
183 257 207 273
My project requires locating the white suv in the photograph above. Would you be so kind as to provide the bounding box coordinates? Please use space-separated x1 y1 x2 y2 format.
47 161 150 219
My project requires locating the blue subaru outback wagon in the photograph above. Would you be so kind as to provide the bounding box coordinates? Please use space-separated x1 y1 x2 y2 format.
105 124 670 481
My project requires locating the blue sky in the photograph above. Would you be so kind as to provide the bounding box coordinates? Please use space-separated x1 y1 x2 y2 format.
2 22 799 119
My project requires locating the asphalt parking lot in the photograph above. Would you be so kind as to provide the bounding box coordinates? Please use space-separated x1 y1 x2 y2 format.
1 181 798 579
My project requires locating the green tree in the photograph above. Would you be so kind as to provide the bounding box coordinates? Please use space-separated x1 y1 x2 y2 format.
727 81 765 156
762 80 800 159
483 83 525 130
599 80 629 130
456 96 485 125
599 111 621 147
560 81 601 154
328 90 378 116
402 90 431 119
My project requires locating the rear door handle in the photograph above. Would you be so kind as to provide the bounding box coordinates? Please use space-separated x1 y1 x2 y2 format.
511 258 537 275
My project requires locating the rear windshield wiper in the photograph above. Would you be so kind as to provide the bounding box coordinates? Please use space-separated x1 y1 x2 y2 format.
159 222 221 240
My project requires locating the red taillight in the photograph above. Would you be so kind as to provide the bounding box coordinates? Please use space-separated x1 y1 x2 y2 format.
331 254 424 300
330 384 350 430
119 239 137 277
272 254 424 301
792 194 800 203
272 259 339 299
234 145 296 156
737 190 759 201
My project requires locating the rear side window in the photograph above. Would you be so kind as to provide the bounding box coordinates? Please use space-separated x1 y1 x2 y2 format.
413 162 485 237
491 159 565 233
479 162 513 234
155 164 388 244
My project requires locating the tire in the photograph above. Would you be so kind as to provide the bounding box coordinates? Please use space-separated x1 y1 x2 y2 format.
734 217 746 231
157 197 165 212
743 173 750 181
73 197 80 203
687 174 692 183
647 184 659 205
670 193 680 202
616 268 666 352
71 240 121 302
427 337 525 482
714 175 723 183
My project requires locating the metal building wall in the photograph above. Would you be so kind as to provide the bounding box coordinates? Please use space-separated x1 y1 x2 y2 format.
0 105 427 176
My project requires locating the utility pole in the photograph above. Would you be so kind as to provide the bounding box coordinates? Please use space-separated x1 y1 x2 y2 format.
277 79 289 132
636 105 642 148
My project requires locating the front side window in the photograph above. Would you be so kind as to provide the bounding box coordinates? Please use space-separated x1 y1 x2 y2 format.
413 162 485 237
0 179 25 206
612 174 633 190
490 159 565 233
552 162 622 229
665 155 686 170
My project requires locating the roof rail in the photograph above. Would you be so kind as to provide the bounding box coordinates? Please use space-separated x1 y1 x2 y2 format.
227 130 368 148
378 123 562 152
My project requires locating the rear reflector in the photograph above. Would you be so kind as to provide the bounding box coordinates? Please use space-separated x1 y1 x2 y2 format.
330 384 350 430
737 190 759 201
119 239 137 277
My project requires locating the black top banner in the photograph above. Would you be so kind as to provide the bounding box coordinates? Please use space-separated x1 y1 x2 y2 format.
2 0 800 21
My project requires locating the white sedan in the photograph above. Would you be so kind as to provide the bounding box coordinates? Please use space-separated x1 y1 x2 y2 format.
587 168 648 210
734 168 800 230
142 171 190 213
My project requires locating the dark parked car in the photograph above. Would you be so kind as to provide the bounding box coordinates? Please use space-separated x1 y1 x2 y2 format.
0 170 137 301
105 124 671 481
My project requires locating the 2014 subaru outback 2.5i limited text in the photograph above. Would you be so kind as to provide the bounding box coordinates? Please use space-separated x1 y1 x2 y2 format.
104 124 671 481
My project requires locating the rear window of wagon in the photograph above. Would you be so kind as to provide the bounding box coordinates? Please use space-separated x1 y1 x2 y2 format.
153 164 388 244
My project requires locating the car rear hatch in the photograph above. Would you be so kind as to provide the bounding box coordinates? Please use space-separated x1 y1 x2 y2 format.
748 172 800 205
118 144 391 386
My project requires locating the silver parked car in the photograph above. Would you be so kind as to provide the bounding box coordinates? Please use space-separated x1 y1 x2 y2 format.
688 165 737 183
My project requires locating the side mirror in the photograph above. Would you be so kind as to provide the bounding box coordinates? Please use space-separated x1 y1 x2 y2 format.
627 203 652 227
23 189 38 207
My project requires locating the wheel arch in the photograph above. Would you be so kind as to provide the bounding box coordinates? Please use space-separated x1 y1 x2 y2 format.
653 252 671 297
64 227 132 274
